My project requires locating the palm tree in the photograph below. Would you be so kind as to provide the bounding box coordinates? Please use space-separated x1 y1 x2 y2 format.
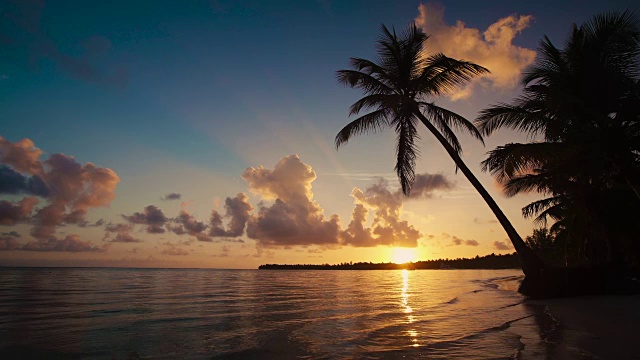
334 24 544 277
476 10 640 266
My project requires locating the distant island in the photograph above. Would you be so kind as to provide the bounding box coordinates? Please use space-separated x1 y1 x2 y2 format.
259 252 520 270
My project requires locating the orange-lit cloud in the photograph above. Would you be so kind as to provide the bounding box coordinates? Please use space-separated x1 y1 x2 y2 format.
493 240 513 250
415 3 536 100
243 155 341 247
0 136 120 248
343 179 421 247
0 197 39 225
0 137 44 175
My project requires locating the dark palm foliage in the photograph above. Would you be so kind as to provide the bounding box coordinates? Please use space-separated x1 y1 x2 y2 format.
335 24 545 276
335 25 486 194
477 10 640 266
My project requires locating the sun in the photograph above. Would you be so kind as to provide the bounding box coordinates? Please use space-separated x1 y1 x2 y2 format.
390 248 418 264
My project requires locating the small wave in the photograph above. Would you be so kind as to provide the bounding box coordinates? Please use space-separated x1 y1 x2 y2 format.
444 297 459 305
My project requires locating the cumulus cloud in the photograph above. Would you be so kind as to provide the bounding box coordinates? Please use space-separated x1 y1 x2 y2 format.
123 205 168 234
407 173 455 199
243 155 341 247
209 193 253 238
31 153 120 239
0 136 120 244
170 209 212 242
162 193 181 201
493 240 513 250
0 165 49 197
343 179 421 247
0 197 39 225
104 223 142 243
415 2 536 100
20 235 109 252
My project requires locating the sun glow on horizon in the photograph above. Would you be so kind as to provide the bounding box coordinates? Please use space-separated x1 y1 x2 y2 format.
390 248 418 264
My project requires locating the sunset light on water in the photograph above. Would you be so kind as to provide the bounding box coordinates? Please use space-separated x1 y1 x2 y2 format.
1 0 639 358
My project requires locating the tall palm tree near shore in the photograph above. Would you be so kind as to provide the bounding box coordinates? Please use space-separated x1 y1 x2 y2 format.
476 10 640 265
334 24 544 277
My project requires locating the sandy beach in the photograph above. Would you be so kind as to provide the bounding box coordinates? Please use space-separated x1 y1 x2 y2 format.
530 295 640 359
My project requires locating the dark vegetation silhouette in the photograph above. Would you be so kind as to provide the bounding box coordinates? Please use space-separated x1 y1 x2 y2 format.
334 24 544 285
476 10 640 297
260 252 520 270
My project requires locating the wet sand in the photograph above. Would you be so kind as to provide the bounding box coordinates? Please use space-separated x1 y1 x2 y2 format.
532 295 640 359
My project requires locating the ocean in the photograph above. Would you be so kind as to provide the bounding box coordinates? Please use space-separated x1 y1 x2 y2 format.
0 268 556 359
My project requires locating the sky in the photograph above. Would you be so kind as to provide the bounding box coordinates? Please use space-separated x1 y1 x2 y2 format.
1 0 636 268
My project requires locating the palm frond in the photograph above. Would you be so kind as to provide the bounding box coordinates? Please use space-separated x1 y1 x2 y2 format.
481 142 561 183
395 116 419 195
522 196 565 218
476 102 550 136
335 109 391 148
348 94 397 116
418 53 489 95
503 173 552 197
336 69 393 95
420 101 484 144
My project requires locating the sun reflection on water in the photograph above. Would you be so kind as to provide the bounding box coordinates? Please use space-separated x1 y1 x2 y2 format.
400 269 419 347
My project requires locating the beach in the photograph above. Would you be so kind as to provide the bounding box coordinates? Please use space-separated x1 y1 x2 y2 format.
529 294 640 359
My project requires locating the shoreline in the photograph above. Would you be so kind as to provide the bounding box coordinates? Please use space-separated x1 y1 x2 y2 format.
526 294 640 359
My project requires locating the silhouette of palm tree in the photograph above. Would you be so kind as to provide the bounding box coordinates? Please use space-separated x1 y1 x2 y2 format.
477 10 640 266
335 24 544 277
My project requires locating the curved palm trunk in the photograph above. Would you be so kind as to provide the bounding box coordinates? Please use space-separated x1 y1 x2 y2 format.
415 112 545 277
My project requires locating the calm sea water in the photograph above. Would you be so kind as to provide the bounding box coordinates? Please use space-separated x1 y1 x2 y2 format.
0 268 555 359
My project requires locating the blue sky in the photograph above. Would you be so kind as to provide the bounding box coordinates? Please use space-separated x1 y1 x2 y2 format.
0 0 637 268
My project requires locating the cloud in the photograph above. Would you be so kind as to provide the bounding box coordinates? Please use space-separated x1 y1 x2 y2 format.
161 243 189 256
0 136 119 243
473 217 498 224
243 155 341 247
0 231 21 250
493 240 513 251
0 137 44 175
1 231 21 238
407 173 455 199
0 165 50 197
20 235 109 252
170 209 212 242
342 179 421 247
0 237 20 250
104 223 142 243
29 153 120 239
162 193 182 201
0 197 39 225
436 232 479 247
415 2 536 100
209 193 253 237
123 205 168 234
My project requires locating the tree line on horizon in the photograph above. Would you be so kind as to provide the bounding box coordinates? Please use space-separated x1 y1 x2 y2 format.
334 9 640 297
259 252 520 270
